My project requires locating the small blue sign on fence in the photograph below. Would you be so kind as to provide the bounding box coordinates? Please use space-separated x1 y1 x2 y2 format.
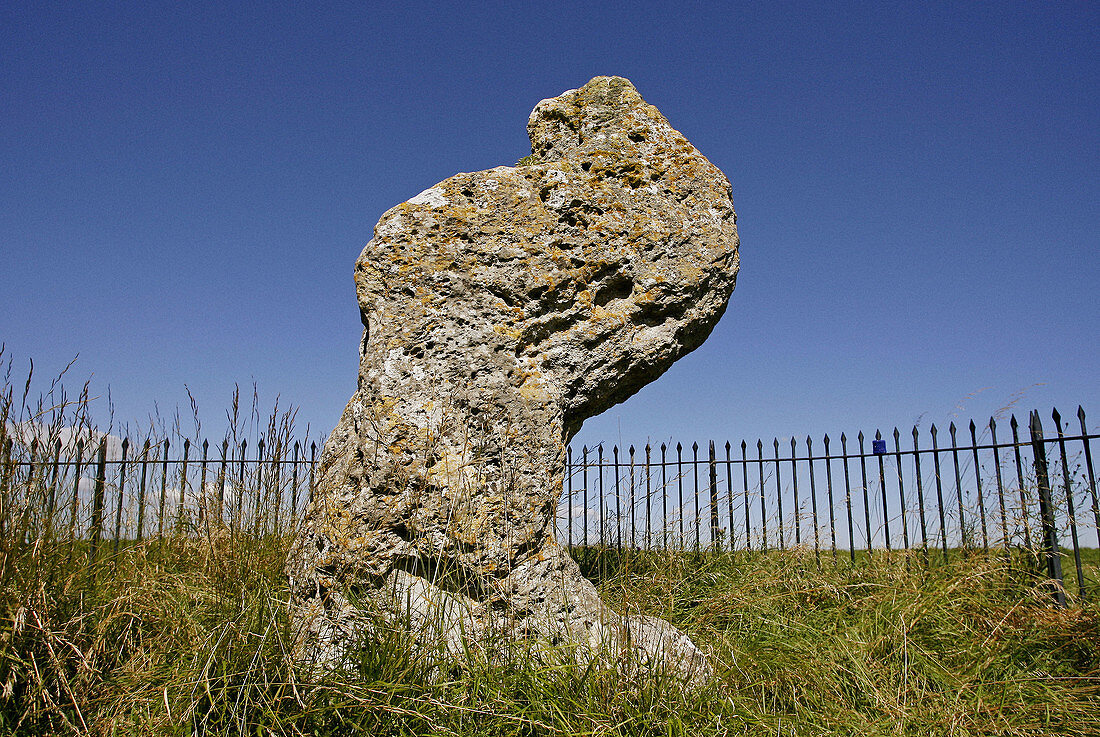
872 439 887 455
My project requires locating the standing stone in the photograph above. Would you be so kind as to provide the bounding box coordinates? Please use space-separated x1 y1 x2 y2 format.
287 76 739 682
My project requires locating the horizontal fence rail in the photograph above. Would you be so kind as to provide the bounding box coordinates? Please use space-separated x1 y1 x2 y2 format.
558 407 1099 605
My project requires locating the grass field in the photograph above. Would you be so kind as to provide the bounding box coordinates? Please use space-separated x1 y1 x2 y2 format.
1 531 1097 736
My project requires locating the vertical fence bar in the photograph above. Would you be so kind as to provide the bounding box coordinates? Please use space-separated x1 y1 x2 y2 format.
254 438 265 537
858 432 872 558
970 420 989 551
741 441 750 551
1079 407 1100 546
790 437 800 547
566 446 573 550
68 439 85 553
692 442 701 551
893 428 909 551
598 445 606 547
808 436 820 566
178 439 190 535
611 445 621 550
912 427 929 557
757 440 767 551
709 440 719 549
23 439 39 543
582 446 589 548
199 440 209 527
677 443 685 549
157 439 169 540
876 430 890 553
841 434 854 563
989 418 1009 548
725 442 734 550
1010 416 1032 550
234 440 246 533
629 445 636 550
931 425 949 559
774 438 784 551
271 440 284 535
90 439 107 562
1030 411 1066 607
308 442 317 505
0 438 11 540
136 439 150 542
646 444 653 549
661 443 669 550
290 441 300 521
824 435 836 562
949 423 967 550
46 438 61 539
1053 408 1085 600
217 439 228 525
113 438 129 555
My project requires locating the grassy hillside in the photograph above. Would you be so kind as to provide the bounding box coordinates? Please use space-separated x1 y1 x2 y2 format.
1 533 1096 736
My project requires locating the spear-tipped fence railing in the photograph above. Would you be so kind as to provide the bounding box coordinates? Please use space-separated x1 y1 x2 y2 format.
560 407 1100 605
3 406 1097 606
0 435 320 560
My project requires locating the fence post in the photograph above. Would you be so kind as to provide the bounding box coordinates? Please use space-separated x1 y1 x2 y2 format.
1029 411 1066 608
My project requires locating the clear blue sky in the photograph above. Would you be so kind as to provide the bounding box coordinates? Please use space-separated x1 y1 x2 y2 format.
2 1 1097 450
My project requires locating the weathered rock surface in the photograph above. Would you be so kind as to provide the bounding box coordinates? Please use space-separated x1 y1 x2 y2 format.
286 76 739 682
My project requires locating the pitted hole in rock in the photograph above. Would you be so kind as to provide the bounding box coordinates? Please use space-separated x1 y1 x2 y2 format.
593 274 634 307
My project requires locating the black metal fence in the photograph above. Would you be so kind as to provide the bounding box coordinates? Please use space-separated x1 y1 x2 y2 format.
3 406 1097 605
0 435 320 550
558 408 1099 604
